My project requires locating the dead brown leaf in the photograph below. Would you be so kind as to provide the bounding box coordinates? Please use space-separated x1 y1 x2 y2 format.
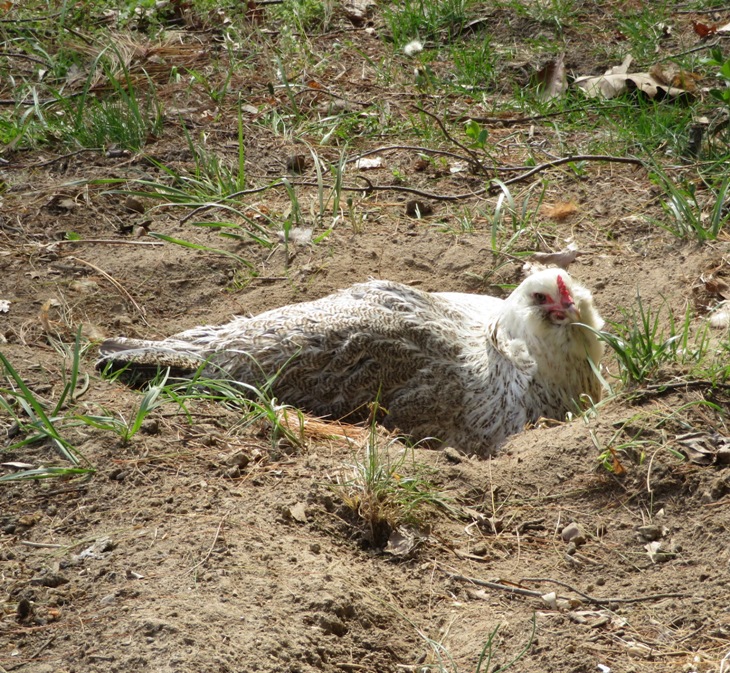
543 201 578 221
534 54 567 101
693 21 717 38
574 58 693 101
530 248 585 270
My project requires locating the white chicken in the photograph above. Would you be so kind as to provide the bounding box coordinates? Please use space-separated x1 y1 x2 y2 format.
98 268 604 455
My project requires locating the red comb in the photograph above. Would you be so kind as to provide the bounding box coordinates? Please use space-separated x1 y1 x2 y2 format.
556 275 573 304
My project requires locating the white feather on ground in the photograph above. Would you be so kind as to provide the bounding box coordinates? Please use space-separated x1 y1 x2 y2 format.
97 268 605 456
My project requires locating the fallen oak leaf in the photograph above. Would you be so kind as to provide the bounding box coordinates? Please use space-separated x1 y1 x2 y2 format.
574 71 692 101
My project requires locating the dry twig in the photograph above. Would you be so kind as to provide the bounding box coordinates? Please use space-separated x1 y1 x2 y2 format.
66 256 148 325
448 571 689 606
186 511 230 575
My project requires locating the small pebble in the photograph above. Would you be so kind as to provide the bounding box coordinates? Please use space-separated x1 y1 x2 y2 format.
224 451 250 468
471 543 488 557
561 522 586 545
140 419 159 435
442 447 462 463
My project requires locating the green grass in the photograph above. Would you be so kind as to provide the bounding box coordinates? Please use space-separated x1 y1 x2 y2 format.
450 36 497 90
0 332 95 481
593 294 714 387
650 166 730 241
383 0 471 47
333 402 451 545
616 1 672 65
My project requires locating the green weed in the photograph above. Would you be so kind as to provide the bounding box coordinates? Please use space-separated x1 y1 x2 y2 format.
594 295 710 386
334 402 450 544
75 370 171 444
383 0 469 46
57 49 163 151
0 334 94 481
650 167 730 242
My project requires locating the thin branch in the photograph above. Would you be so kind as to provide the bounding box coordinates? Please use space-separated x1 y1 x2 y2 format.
0 92 86 108
186 511 230 575
451 103 595 126
413 104 489 175
0 51 50 67
292 85 371 107
672 6 730 14
174 153 644 224
48 239 164 247
20 148 102 168
0 12 61 22
449 571 689 606
347 144 478 165
347 144 536 172
499 154 644 189
654 39 721 63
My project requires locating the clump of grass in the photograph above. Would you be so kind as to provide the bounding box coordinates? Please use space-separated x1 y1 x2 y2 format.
383 0 469 46
334 403 449 545
594 294 710 386
54 48 163 151
75 369 171 444
451 36 496 89
100 361 307 452
650 167 730 242
0 331 95 481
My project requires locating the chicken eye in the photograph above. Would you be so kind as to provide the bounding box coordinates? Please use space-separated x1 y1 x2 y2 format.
534 292 547 304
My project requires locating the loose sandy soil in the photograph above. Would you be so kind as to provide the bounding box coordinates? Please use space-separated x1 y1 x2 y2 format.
2 3 730 673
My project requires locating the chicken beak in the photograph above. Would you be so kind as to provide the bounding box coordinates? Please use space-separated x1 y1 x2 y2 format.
565 302 581 323
547 301 581 325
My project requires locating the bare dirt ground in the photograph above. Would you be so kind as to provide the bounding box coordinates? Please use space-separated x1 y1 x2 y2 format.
2 2 730 673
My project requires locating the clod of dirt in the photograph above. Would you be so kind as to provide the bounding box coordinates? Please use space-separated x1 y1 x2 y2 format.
316 614 348 637
288 502 308 523
124 195 146 214
286 154 308 174
443 446 463 463
17 511 42 528
140 419 159 435
69 279 99 294
636 524 668 542
109 468 128 481
709 474 730 500
16 598 32 621
30 573 69 588
405 200 433 218
223 450 250 468
139 618 177 638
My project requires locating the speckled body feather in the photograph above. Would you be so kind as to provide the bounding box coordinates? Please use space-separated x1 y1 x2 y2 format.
98 268 604 455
